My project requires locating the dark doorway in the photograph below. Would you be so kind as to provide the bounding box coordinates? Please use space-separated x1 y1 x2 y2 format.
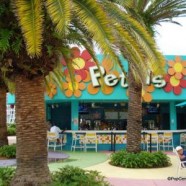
50 102 71 130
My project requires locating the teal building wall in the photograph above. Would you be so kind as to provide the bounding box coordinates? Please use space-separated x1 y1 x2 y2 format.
7 55 186 131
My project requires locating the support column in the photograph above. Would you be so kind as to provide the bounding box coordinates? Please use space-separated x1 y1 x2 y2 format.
169 102 177 130
71 100 79 130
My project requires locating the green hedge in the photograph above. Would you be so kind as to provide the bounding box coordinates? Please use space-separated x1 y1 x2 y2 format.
0 166 110 186
110 150 171 168
0 167 15 186
7 124 16 136
0 145 16 158
50 165 110 186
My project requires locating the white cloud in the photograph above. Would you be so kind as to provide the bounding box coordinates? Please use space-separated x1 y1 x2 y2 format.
155 17 186 55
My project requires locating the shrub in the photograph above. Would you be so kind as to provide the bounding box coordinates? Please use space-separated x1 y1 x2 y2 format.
7 124 16 136
0 145 16 158
50 165 110 186
7 128 16 136
110 150 171 168
0 167 15 186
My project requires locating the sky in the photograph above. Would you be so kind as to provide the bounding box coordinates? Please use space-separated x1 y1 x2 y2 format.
155 17 186 55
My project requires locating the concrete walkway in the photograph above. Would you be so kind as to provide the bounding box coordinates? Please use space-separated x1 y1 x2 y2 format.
85 154 186 186
0 151 69 167
7 136 186 186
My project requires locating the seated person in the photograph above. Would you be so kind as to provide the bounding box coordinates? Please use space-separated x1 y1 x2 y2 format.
50 123 64 144
176 146 186 165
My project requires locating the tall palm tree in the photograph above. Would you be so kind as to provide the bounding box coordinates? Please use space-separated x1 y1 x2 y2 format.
107 0 186 153
0 82 8 147
1 1 165 185
0 71 15 147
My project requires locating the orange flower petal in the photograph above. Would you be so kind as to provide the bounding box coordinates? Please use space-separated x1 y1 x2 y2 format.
161 60 166 67
102 58 114 71
175 72 182 80
48 92 53 98
168 68 175 75
52 89 57 95
48 82 53 87
146 84 155 93
78 82 86 90
175 56 181 62
83 71 91 82
182 61 186 67
143 93 152 102
65 89 73 97
87 83 99 94
101 85 114 95
168 61 174 67
63 82 69 90
182 68 186 75
126 89 129 96
74 90 81 97
110 70 120 78
66 76 71 82
75 75 82 82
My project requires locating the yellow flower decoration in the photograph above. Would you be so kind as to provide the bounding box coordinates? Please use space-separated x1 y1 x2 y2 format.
46 83 57 98
168 56 186 80
63 75 86 97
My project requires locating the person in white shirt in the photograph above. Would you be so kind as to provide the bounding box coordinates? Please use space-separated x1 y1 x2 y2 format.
50 124 62 143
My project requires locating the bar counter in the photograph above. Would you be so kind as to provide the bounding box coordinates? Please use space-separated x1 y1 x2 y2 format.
62 130 186 151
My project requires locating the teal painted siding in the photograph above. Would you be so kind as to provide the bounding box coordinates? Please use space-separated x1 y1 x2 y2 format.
7 55 186 103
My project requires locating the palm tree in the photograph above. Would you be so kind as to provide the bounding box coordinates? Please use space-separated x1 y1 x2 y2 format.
0 81 8 147
107 0 186 153
0 73 15 147
0 1 165 185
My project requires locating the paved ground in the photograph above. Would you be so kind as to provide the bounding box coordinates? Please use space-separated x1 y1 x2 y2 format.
0 151 69 167
0 159 16 167
84 152 186 186
7 136 186 186
85 154 182 179
107 178 186 186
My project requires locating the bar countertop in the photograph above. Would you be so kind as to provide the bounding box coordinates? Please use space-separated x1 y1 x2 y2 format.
64 129 186 134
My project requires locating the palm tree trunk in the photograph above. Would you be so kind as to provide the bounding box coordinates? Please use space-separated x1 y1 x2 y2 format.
11 75 51 186
0 88 8 147
126 65 142 153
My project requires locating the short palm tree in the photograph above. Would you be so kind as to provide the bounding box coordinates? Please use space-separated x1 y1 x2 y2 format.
0 0 167 185
107 0 186 153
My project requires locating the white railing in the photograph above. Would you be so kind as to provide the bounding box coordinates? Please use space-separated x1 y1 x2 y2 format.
7 105 15 124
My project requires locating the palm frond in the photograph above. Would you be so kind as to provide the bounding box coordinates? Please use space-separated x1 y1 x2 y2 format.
102 1 165 79
12 0 44 57
46 0 71 34
72 0 120 66
0 29 13 53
